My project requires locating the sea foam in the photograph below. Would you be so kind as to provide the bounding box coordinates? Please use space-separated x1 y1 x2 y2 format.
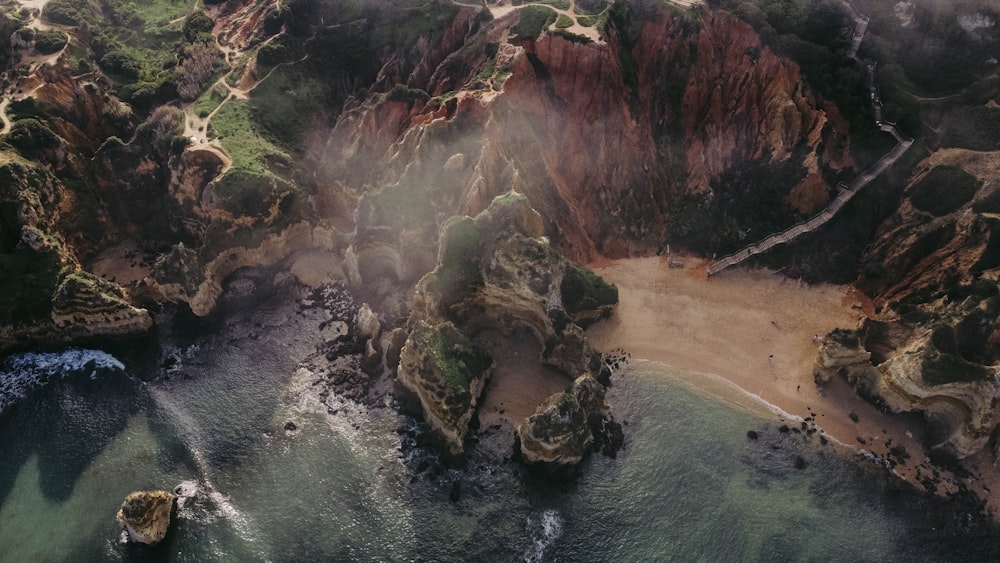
525 509 564 562
0 348 125 414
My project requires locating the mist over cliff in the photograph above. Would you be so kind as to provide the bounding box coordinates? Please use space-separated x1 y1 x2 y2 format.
2 0 1000 494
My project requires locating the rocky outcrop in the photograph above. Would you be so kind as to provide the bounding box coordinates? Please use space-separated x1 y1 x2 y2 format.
397 192 616 465
50 270 152 337
834 149 1000 460
820 314 1000 459
877 346 998 459
396 320 494 462
116 490 176 545
517 373 608 467
813 328 878 387
409 192 614 376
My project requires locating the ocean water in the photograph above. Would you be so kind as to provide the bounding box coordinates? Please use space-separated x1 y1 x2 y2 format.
0 295 994 561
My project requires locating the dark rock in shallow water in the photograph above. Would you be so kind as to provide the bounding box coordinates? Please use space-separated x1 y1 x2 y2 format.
819 435 829 445
449 480 461 503
589 413 625 458
794 456 807 470
747 430 759 440
778 425 790 433
284 421 297 431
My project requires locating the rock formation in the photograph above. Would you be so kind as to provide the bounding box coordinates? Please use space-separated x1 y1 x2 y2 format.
396 192 617 466
116 490 176 545
396 320 494 462
517 373 607 467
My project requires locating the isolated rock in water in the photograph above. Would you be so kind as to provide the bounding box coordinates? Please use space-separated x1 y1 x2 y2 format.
395 321 494 463
517 390 593 467
116 490 176 545
355 303 381 342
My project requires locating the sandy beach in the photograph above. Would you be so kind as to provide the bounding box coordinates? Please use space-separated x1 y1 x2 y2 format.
585 256 995 510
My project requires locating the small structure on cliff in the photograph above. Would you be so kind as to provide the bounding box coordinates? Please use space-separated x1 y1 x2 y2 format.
395 192 619 469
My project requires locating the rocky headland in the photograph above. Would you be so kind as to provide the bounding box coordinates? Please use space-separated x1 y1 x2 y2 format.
396 192 617 468
3 0 1000 526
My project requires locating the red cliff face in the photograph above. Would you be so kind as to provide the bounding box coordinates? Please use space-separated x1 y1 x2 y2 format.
319 7 852 265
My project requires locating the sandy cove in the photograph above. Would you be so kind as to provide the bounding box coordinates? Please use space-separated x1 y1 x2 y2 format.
585 256 1000 514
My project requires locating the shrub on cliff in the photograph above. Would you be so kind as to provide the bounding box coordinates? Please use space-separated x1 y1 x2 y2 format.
3 119 62 154
560 263 618 315
182 10 214 42
34 30 67 54
512 5 557 40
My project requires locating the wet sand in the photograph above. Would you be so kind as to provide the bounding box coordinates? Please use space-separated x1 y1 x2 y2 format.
476 329 572 428
585 256 978 504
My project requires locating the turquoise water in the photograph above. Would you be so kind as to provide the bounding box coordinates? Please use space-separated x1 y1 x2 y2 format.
0 294 995 561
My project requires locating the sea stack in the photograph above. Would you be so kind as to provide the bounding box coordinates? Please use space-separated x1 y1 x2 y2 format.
116 490 176 545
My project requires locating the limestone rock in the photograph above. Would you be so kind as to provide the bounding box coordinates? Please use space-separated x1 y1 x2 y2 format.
395 321 494 462
516 373 607 468
411 192 614 380
116 490 176 545
813 328 875 386
877 349 998 459
385 327 409 370
355 303 381 342
517 390 593 467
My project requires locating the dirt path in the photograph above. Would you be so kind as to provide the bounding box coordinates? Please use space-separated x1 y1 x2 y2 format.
465 0 604 43
0 99 10 135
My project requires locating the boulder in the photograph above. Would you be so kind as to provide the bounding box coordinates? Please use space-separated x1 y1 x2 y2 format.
116 490 176 545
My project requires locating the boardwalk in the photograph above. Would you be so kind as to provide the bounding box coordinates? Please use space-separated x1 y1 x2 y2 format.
706 134 912 276
706 2 910 277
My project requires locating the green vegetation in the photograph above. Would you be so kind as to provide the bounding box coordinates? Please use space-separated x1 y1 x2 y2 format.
3 119 62 155
210 99 288 177
668 154 806 254
429 216 484 301
573 0 609 15
511 5 557 40
921 349 993 386
33 30 67 54
908 166 980 217
412 322 492 391
0 248 61 324
249 64 332 147
560 262 618 314
941 105 1000 151
194 83 227 118
537 0 571 10
43 0 206 108
576 9 610 29
209 99 295 216
555 13 574 29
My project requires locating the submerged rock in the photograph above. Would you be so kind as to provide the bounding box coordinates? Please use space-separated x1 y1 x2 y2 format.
116 490 176 545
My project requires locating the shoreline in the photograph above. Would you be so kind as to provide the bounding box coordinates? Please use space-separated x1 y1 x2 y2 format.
585 256 990 513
